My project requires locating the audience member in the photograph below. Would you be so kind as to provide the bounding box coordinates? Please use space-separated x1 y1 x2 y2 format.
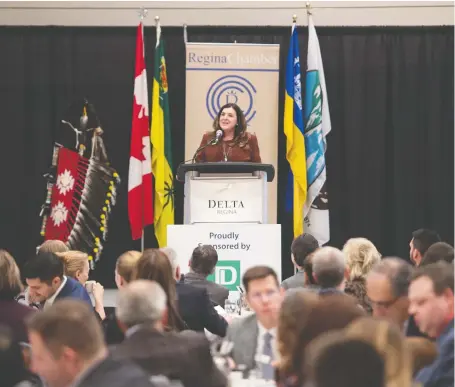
343 237 381 313
134 249 186 332
182 244 229 308
421 242 454 266
226 266 284 379
409 229 441 266
366 257 422 336
311 247 346 294
276 289 319 386
112 280 228 387
275 294 365 385
22 252 91 309
406 337 438 377
115 251 142 288
0 325 41 387
281 233 319 290
56 250 105 319
158 248 228 337
37 240 69 254
345 317 412 387
103 250 142 345
304 332 385 387
409 262 454 387
26 300 160 387
0 250 36 343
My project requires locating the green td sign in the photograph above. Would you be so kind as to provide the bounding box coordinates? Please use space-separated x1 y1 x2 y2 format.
207 260 241 291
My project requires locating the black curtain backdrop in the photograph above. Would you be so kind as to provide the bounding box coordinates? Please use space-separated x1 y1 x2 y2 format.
0 26 453 287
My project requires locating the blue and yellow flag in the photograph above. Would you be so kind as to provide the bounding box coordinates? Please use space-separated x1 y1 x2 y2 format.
284 23 307 238
151 23 174 247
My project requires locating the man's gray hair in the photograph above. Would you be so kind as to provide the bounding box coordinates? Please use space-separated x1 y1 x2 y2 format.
312 247 346 288
159 247 179 277
116 280 167 328
368 257 412 297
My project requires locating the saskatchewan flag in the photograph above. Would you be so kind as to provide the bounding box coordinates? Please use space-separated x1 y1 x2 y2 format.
151 23 174 247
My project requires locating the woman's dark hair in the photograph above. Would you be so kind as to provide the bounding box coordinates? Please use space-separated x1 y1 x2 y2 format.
133 249 186 332
212 103 248 141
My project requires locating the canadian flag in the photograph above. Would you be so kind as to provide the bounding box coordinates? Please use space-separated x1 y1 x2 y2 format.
128 23 153 240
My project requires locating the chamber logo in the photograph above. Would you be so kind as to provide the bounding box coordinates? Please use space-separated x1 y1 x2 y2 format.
206 75 257 123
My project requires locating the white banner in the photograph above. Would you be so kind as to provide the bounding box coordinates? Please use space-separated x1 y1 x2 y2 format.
188 178 264 224
167 224 282 291
185 43 280 223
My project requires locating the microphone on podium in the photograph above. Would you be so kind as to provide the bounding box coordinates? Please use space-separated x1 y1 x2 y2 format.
212 129 224 145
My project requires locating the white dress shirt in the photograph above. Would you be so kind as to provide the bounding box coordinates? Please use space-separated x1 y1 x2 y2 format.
44 275 67 310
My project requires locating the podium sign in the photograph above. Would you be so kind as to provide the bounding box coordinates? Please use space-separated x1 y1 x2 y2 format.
188 177 264 224
167 223 282 289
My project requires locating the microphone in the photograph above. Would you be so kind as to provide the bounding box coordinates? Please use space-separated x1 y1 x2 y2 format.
213 129 224 144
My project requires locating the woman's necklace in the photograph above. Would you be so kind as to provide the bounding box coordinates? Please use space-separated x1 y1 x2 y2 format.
222 142 232 162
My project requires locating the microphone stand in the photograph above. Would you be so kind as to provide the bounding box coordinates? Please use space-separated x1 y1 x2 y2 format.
191 138 217 164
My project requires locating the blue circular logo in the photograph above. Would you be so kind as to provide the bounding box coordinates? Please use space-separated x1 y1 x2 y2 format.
206 75 257 123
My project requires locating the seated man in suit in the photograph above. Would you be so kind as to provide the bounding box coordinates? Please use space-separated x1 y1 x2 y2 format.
161 247 228 337
26 299 160 387
409 262 454 387
225 266 284 380
366 257 424 337
22 251 92 309
281 233 319 290
312 247 347 296
181 245 229 308
112 280 228 387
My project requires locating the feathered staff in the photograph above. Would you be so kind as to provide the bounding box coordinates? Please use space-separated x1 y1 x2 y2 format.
40 100 120 268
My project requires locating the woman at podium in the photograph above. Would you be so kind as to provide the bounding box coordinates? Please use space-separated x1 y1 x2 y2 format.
195 103 262 163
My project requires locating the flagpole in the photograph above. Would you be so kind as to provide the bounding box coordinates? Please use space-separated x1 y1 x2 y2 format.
139 6 147 253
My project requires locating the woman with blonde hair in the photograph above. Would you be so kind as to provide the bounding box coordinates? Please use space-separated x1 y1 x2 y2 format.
345 317 413 387
115 250 142 288
343 237 381 313
56 250 105 320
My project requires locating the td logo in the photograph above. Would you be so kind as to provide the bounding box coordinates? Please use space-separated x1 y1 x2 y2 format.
207 260 241 291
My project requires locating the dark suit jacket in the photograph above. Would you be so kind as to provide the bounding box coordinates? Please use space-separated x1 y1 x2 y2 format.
0 300 36 342
56 277 92 306
176 282 227 337
416 320 454 387
111 325 227 387
182 273 229 308
74 355 159 387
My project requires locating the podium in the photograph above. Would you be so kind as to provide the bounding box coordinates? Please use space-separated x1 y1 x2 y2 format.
177 162 275 225
169 162 281 290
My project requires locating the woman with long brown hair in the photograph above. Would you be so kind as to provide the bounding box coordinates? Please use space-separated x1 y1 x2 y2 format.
0 250 35 342
133 249 186 332
195 103 261 163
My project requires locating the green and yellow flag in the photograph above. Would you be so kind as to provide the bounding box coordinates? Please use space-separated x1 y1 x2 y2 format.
151 23 174 247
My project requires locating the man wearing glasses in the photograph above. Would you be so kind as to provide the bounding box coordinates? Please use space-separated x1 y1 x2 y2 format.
224 266 284 380
366 257 424 337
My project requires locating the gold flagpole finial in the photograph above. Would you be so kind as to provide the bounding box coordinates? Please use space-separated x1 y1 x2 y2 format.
306 2 312 15
292 14 297 23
